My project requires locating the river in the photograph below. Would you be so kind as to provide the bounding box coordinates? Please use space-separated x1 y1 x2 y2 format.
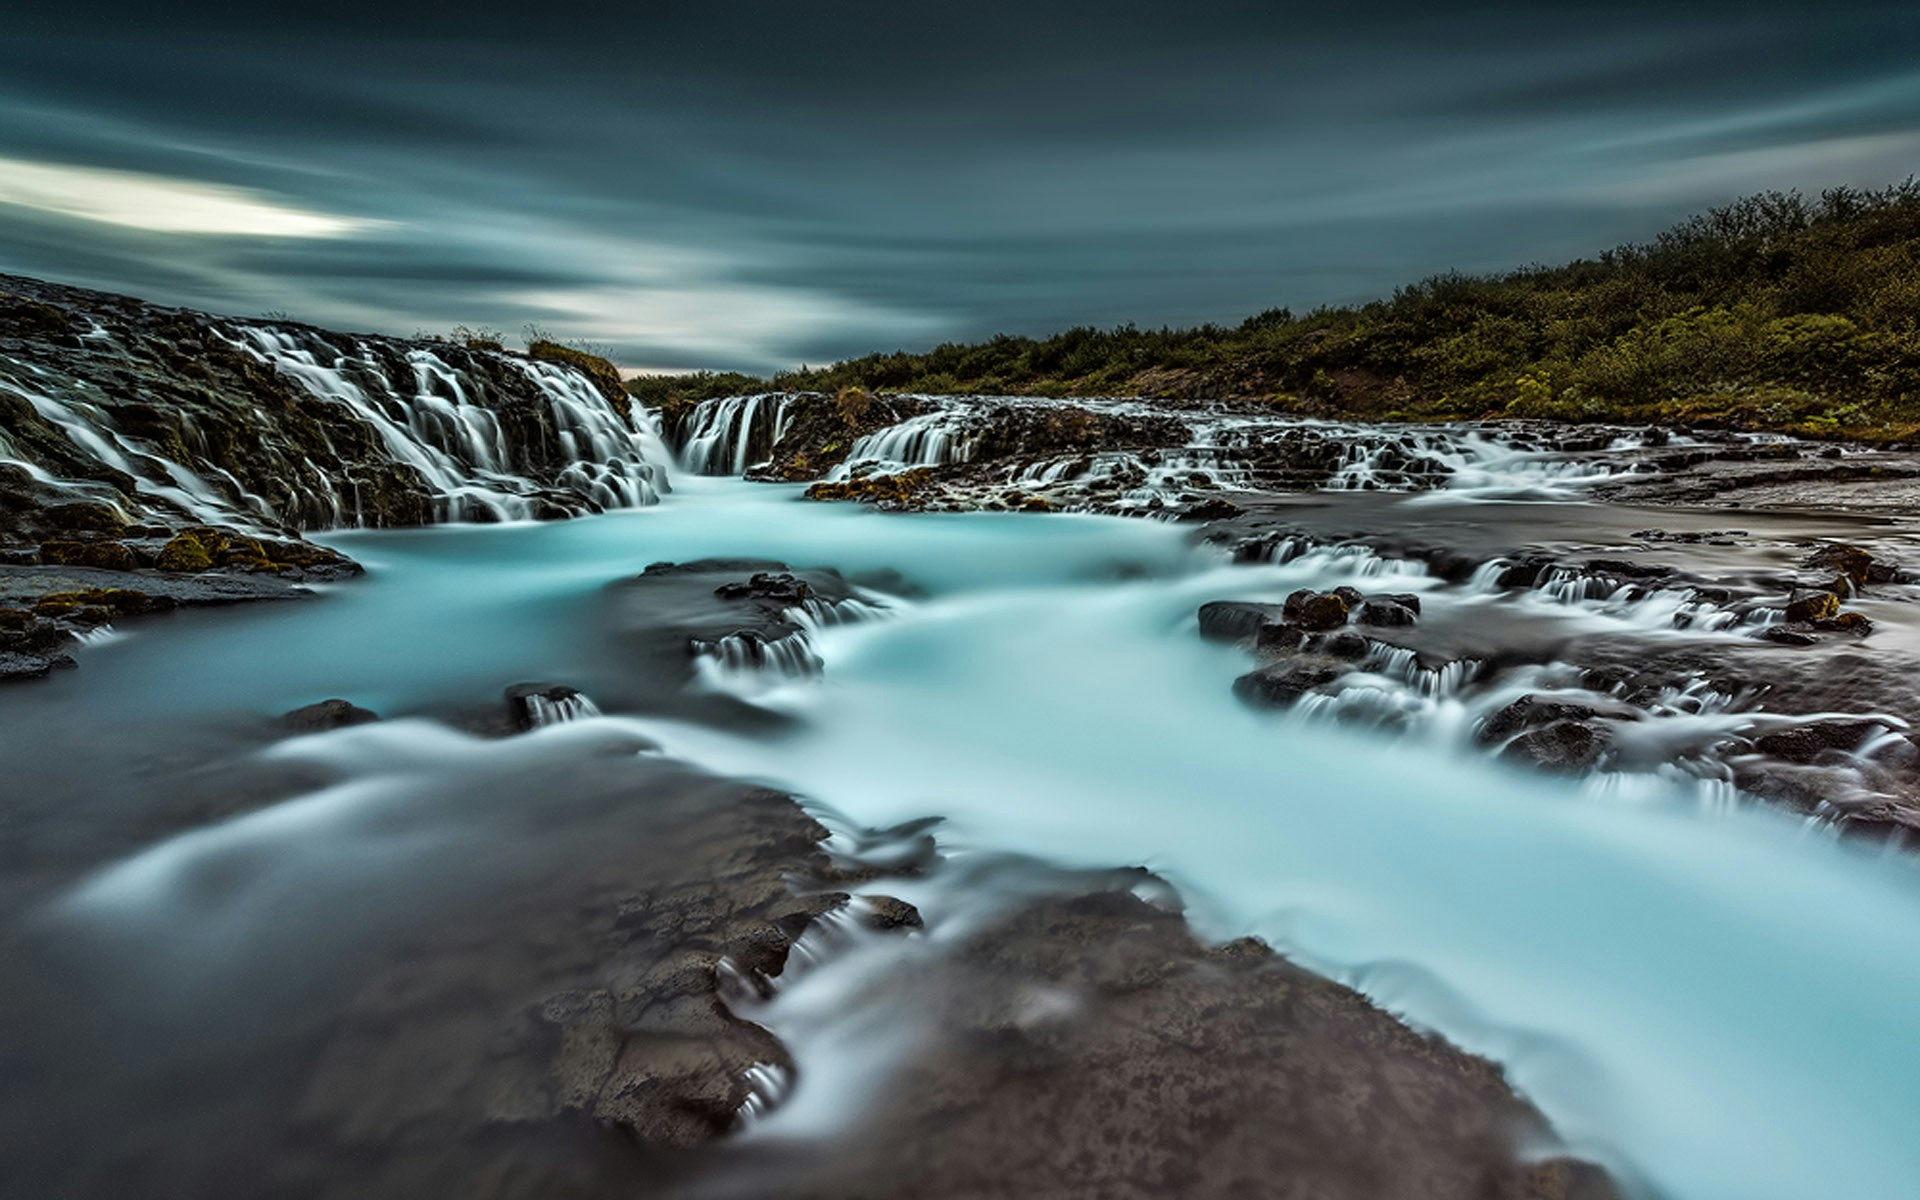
3 473 1918 1199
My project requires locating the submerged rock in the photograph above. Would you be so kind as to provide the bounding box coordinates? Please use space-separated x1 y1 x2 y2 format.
279 698 381 732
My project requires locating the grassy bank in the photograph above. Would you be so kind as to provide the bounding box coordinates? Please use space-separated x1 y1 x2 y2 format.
629 184 1920 439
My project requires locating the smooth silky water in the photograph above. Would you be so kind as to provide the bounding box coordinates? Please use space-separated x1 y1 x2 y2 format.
6 475 1920 1200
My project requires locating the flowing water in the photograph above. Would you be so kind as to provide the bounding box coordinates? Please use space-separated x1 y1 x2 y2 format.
4 471 1920 1199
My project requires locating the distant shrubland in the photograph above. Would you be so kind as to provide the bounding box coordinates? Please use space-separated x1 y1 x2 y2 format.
628 183 1920 439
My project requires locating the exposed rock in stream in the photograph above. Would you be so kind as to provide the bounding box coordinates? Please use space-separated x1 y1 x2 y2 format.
684 876 1616 1200
1200 506 1920 842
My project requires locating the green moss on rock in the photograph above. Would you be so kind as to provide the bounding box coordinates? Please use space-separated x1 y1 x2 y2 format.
157 532 214 572
39 540 136 571
805 468 938 509
529 341 631 422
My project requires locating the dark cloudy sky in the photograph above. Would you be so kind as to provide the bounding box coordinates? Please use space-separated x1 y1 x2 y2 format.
3 2 1917 372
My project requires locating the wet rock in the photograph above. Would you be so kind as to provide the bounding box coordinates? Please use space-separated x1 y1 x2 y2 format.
285 773 923 1187
0 650 75 682
1493 557 1551 589
1178 496 1242 522
1312 629 1373 660
1232 661 1344 707
1255 622 1309 654
1752 720 1888 764
1282 588 1350 631
503 682 598 730
1477 695 1601 746
1758 626 1819 646
714 572 811 605
804 468 939 510
1804 543 1902 587
1478 695 1609 773
155 532 214 572
1355 598 1418 627
1196 600 1287 643
1806 611 1874 635
854 894 924 931
280 699 381 732
1500 721 1607 773
1784 590 1840 623
692 882 1622 1200
0 606 71 654
38 540 135 571
43 502 127 535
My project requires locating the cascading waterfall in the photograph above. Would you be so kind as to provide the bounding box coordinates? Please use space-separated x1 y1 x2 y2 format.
0 323 667 535
232 328 670 524
676 393 796 475
831 407 983 478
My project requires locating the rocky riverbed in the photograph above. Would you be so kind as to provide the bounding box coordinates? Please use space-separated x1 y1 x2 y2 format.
0 554 1617 1200
9 287 1920 1199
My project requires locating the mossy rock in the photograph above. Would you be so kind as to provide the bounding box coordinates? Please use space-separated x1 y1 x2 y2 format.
39 540 136 571
32 588 170 618
528 340 631 422
0 292 75 339
1282 588 1350 632
1785 590 1841 623
44 502 128 535
805 468 937 508
157 532 214 572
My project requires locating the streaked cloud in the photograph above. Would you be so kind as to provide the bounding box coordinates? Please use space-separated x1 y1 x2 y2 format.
0 3 1915 370
0 156 382 238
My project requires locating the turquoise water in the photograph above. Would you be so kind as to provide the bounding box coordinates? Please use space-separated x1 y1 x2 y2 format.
13 475 1920 1199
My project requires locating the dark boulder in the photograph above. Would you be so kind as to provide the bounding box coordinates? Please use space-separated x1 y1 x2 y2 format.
1233 661 1343 708
1804 543 1902 587
714 571 811 605
1197 600 1287 643
280 698 381 732
1355 598 1417 627
1178 496 1242 522
1282 588 1350 632
1500 721 1607 773
1752 720 1888 764
1784 590 1840 623
0 650 75 682
1477 695 1600 746
1312 630 1374 660
504 681 598 730
38 540 135 571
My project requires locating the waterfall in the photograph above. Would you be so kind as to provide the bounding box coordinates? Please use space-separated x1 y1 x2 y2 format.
0 317 668 535
231 327 671 524
831 407 981 478
676 393 796 475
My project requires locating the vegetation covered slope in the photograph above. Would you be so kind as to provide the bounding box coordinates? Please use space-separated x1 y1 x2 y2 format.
630 184 1920 439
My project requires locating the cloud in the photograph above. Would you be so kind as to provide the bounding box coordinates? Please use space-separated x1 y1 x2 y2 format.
0 4 1916 370
0 156 384 238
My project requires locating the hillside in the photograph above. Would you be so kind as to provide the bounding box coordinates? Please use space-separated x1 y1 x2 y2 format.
631 184 1920 440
